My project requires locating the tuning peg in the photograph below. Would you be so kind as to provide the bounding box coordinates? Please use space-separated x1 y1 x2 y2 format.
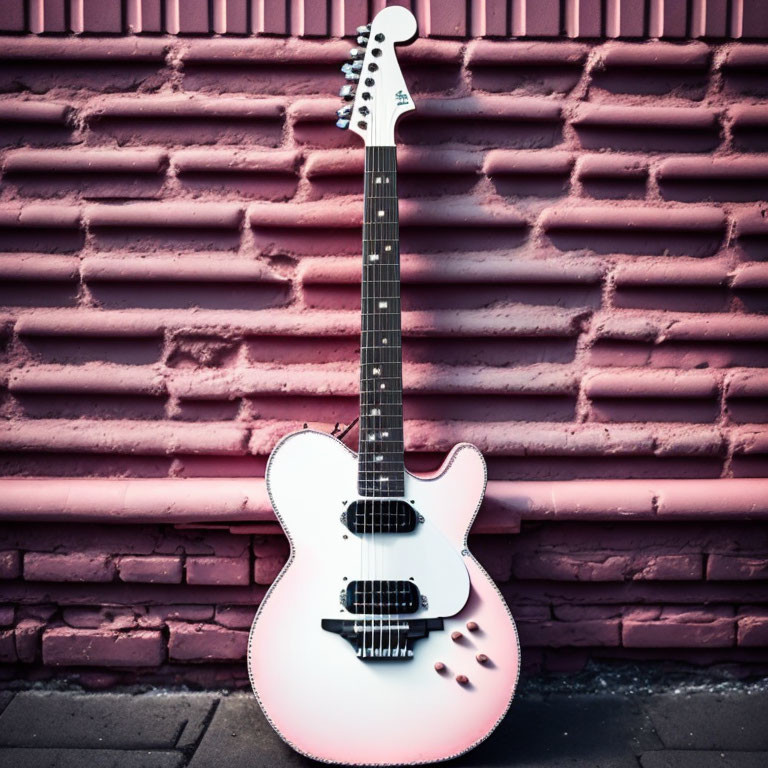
356 25 370 35
349 47 364 59
344 73 360 82
336 106 351 119
336 118 350 130
342 61 363 74
339 84 355 101
356 35 368 46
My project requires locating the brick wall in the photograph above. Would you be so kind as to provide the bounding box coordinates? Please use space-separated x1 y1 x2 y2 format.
1 5 767 686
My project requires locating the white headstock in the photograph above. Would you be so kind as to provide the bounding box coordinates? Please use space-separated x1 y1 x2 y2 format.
336 6 418 147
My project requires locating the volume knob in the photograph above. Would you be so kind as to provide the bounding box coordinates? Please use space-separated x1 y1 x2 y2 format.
451 631 463 642
434 661 446 673
456 674 469 685
476 653 489 664
466 621 479 632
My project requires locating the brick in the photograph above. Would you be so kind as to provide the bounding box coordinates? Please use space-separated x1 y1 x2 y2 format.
86 202 243 230
172 149 301 174
0 606 14 626
518 618 620 647
658 156 768 182
81 256 287 284
661 316 768 342
0 630 17 663
723 46 768 70
584 370 717 399
0 255 79 282
707 555 768 580
42 628 165 666
737 610 768 646
4 149 167 174
541 205 725 234
732 264 768 290
118 556 183 584
622 607 735 648
144 605 215 625
613 262 728 287
253 554 287 585
484 150 574 176
9 366 165 396
24 552 116 583
167 622 248 662
577 155 648 178
595 42 710 69
14 618 44 663
726 371 768 399
62 607 140 629
0 38 167 61
186 556 250 586
0 204 81 230
0 551 21 580
89 95 284 121
0 101 71 124
215 605 257 629
467 40 588 66
0 420 249 456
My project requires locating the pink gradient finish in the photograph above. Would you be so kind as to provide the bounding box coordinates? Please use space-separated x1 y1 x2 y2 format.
248 430 519 765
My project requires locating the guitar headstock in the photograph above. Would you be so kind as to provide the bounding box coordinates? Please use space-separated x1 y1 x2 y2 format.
336 6 418 147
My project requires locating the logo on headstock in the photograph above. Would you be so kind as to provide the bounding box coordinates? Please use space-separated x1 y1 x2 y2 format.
395 90 409 106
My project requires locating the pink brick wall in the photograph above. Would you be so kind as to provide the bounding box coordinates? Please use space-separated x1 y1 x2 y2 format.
0 11 767 686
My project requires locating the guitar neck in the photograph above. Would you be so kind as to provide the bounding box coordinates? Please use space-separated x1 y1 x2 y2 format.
358 145 405 498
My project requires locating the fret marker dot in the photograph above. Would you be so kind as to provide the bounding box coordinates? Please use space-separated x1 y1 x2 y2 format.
369 254 379 262
378 301 388 308
377 210 385 217
380 384 386 390
375 177 382 184
384 245 392 251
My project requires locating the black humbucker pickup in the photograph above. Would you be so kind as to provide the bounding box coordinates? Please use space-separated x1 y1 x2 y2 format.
345 499 417 534
345 580 420 614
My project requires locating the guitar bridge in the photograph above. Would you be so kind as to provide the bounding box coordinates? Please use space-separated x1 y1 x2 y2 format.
321 618 443 660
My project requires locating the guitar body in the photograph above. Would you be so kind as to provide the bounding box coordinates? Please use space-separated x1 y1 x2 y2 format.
247 6 520 762
248 430 520 765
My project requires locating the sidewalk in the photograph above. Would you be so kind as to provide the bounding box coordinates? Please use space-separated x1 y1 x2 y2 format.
0 674 766 767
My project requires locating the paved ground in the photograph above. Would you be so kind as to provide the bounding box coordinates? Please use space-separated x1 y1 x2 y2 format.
0 676 766 767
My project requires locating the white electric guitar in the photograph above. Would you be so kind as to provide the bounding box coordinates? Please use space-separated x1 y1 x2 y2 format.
247 7 520 764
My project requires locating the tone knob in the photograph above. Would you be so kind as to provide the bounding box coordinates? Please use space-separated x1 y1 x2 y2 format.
451 631 463 642
434 661 446 672
476 653 488 664
466 621 479 632
456 674 469 685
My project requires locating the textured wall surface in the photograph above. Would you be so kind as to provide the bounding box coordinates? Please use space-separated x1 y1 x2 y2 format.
1 3 768 687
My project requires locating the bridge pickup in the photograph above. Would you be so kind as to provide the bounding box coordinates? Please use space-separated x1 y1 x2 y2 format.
345 499 417 534
321 618 444 660
345 580 420 614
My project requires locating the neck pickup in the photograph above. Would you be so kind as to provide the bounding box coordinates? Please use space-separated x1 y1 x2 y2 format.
344 499 418 534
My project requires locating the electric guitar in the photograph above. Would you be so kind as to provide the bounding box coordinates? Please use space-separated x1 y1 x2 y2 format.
247 7 520 764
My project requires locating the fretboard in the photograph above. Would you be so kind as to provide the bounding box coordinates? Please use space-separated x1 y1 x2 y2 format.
358 146 404 497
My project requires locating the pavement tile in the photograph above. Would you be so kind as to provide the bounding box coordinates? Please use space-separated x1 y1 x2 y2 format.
0 692 13 716
0 748 184 768
641 752 768 768
176 695 218 750
451 694 658 767
188 695 314 768
0 691 214 750
644 692 768 751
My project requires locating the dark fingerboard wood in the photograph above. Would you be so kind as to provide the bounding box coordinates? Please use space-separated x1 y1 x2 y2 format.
358 145 404 497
